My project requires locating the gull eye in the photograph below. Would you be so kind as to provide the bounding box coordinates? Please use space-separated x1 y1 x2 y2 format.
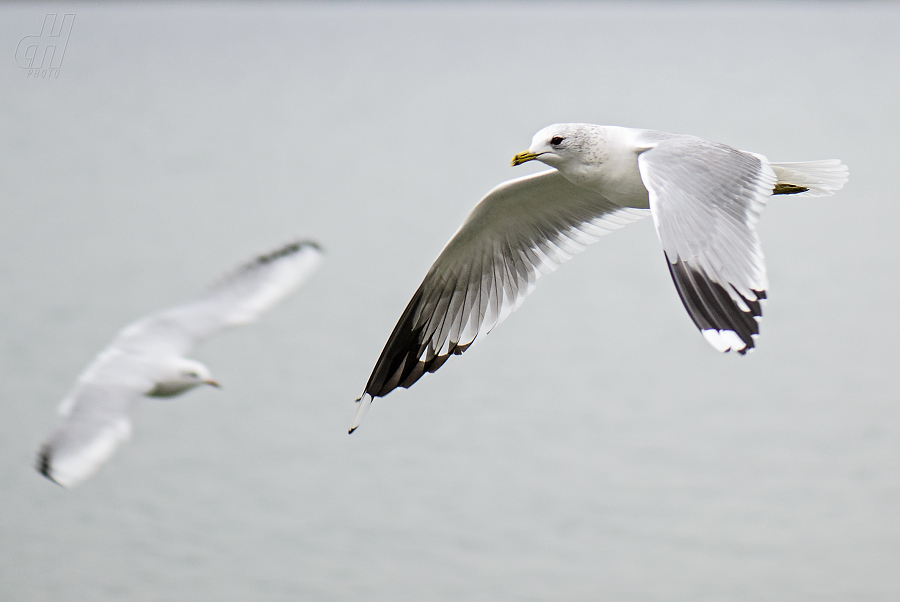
550 136 565 146
186 371 199 379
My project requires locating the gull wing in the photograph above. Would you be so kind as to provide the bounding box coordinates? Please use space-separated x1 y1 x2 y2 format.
352 169 647 430
111 241 323 357
637 135 776 354
37 383 142 488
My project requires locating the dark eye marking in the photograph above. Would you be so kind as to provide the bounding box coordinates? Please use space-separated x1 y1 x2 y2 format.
550 136 565 146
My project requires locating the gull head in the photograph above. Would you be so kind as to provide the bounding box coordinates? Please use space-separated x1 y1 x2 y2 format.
146 357 220 398
511 123 606 170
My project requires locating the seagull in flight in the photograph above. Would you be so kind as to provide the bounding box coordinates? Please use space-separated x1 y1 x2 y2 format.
350 123 848 432
37 240 323 487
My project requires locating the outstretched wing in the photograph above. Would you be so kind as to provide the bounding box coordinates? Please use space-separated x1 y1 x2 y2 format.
37 383 141 488
112 241 324 357
637 135 776 354
352 169 647 431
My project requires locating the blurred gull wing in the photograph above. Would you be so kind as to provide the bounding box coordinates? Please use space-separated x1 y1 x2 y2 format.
637 135 776 354
352 170 647 431
111 241 324 358
38 382 143 487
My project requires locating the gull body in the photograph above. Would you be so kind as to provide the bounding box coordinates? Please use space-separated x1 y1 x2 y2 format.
38 240 323 487
351 123 847 433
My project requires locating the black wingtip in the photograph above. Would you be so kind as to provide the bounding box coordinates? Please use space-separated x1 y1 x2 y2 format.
255 240 324 265
36 445 62 486
362 285 478 399
300 240 324 253
666 256 763 353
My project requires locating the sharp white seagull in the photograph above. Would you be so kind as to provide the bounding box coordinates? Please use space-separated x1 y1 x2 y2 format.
37 240 324 487
350 123 848 432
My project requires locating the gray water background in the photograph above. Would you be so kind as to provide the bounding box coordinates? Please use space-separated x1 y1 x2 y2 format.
1 2 898 600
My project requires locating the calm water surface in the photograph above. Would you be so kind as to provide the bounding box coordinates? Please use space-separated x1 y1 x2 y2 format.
1 2 898 601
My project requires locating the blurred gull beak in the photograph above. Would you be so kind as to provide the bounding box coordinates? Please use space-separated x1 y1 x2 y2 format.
204 380 221 388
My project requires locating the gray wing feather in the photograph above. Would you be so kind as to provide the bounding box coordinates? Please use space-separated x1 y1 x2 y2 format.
638 136 776 353
361 170 647 399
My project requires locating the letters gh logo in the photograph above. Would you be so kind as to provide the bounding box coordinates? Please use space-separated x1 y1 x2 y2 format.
16 14 76 72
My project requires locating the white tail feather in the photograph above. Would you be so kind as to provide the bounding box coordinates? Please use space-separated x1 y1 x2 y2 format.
770 160 849 197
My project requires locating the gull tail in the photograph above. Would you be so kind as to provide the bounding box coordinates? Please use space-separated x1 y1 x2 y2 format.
770 160 848 197
349 393 373 434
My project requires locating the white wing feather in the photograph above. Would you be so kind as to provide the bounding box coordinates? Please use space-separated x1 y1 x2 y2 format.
38 383 140 487
638 135 775 354
639 137 848 354
356 170 646 417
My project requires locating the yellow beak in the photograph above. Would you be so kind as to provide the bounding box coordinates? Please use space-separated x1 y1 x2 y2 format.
511 150 540 166
204 380 221 388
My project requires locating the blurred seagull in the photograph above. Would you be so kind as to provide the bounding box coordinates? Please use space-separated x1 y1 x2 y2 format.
350 124 848 432
37 240 323 487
